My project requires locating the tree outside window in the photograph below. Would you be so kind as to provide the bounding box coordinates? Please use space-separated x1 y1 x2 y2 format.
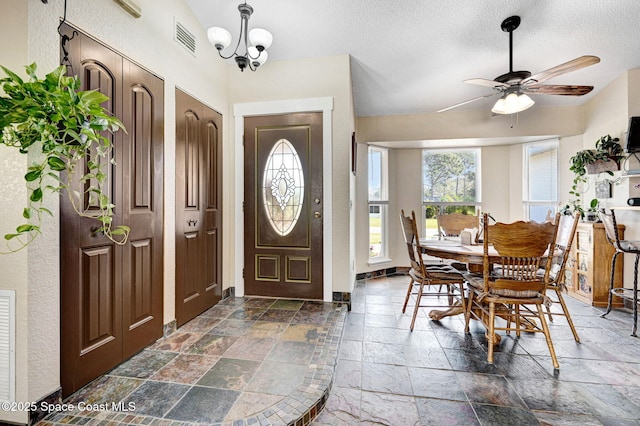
422 149 480 237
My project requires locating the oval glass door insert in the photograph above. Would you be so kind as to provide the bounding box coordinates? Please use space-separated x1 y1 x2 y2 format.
262 138 304 236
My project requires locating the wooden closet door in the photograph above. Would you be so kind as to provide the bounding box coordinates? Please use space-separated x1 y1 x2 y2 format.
59 24 164 397
175 88 222 326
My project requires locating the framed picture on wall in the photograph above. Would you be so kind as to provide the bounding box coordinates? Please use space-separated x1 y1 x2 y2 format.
595 180 612 198
351 132 357 175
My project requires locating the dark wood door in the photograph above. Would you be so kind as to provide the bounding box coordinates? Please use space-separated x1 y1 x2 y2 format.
60 25 164 397
175 89 222 326
244 113 323 299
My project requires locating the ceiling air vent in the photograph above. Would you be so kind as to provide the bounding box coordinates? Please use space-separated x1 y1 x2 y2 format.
175 20 196 56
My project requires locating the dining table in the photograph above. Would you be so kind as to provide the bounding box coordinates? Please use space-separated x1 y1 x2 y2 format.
418 237 554 340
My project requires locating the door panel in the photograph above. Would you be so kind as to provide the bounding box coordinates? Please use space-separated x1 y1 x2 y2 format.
60 25 123 395
121 59 164 359
244 113 323 299
60 24 164 397
175 89 222 326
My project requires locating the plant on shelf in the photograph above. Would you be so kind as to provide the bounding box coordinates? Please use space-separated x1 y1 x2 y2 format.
584 198 600 222
566 134 623 218
0 63 127 252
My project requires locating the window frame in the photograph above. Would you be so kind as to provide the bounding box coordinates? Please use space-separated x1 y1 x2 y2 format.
522 139 559 221
367 146 389 263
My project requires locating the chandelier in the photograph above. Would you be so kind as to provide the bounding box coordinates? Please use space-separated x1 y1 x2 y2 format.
491 88 534 115
207 2 273 72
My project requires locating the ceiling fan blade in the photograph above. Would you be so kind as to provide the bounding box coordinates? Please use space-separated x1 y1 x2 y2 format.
437 93 498 113
464 78 509 89
522 55 600 85
522 84 594 96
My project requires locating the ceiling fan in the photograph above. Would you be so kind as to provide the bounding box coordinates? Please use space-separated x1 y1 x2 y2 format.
437 15 600 114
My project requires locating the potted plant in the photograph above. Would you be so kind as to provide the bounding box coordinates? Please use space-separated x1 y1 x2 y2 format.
0 63 127 251
566 135 623 218
586 135 624 174
584 198 600 222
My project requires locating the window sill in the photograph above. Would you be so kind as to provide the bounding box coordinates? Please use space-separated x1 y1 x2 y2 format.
367 257 392 266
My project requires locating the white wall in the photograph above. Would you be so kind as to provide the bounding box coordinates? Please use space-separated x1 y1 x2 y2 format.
227 55 355 294
582 69 640 291
0 3 29 422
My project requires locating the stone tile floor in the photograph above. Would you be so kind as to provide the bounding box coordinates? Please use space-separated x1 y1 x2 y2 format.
38 298 346 426
313 275 640 425
38 274 640 425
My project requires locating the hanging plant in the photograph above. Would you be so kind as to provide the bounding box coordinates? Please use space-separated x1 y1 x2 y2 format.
565 134 623 218
0 63 128 252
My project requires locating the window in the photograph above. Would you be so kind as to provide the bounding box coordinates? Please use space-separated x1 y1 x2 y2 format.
422 149 480 237
368 146 388 260
523 140 558 222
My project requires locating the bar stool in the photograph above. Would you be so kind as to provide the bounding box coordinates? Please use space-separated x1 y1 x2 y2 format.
599 209 640 337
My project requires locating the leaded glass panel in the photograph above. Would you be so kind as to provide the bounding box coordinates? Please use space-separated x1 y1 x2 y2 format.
262 138 304 236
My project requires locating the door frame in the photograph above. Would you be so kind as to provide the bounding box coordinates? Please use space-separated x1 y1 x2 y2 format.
233 97 333 301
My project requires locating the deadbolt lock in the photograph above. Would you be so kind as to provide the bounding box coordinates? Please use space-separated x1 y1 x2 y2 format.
314 211 322 218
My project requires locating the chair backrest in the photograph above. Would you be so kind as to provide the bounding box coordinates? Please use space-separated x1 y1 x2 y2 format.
599 209 623 250
400 209 426 275
547 212 580 285
436 212 479 238
481 213 559 294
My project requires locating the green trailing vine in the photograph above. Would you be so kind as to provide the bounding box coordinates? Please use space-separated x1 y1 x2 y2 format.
0 63 128 252
563 135 623 218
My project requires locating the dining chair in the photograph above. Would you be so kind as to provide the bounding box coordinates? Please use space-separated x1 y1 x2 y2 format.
400 209 467 331
464 213 561 368
542 212 581 342
599 209 640 337
436 212 480 240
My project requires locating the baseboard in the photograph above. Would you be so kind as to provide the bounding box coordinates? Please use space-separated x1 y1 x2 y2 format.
355 266 401 281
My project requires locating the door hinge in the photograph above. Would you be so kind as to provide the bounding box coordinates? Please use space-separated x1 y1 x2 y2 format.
242 201 245 212
242 268 245 278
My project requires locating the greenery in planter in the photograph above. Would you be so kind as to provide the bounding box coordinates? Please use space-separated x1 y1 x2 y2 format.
565 135 623 218
0 63 127 252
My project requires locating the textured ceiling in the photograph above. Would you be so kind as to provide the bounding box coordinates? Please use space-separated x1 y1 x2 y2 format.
185 0 640 118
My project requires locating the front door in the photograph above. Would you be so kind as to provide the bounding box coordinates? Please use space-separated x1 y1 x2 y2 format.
244 113 323 299
60 25 164 397
175 89 223 326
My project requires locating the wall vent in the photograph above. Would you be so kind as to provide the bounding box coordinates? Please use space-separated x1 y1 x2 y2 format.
175 20 197 57
0 290 15 402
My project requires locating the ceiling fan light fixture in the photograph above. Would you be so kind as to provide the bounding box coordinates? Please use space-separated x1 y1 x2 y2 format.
491 92 534 114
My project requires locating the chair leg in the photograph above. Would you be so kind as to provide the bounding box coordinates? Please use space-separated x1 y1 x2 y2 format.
514 304 521 337
601 252 620 318
487 301 496 364
545 304 554 322
464 290 474 333
537 303 560 369
458 282 467 322
632 255 639 337
410 280 425 332
402 276 414 314
555 287 581 342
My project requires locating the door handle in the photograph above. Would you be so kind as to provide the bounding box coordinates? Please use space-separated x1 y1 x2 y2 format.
314 211 322 219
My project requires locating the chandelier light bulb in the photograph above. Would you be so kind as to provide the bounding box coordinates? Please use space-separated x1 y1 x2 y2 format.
207 27 232 51
248 46 267 67
249 28 273 51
